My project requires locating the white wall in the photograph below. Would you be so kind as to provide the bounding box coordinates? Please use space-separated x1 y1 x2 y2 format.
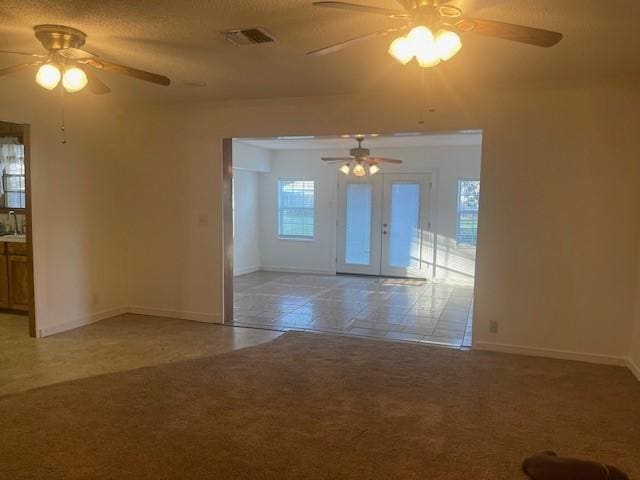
233 169 261 275
123 83 640 365
632 310 640 380
232 142 271 276
256 144 481 282
4 71 640 374
258 150 337 275
631 242 640 379
0 90 128 336
232 142 271 173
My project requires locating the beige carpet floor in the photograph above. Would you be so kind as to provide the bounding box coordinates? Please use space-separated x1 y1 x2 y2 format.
1 332 639 479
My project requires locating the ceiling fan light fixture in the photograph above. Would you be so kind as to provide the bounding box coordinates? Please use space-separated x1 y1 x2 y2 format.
352 163 366 177
35 63 61 90
62 66 88 92
388 36 414 64
407 26 434 47
368 164 380 175
415 43 441 68
435 30 462 61
339 164 351 175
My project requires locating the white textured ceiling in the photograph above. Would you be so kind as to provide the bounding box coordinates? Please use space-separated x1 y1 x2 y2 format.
0 0 639 102
238 131 483 150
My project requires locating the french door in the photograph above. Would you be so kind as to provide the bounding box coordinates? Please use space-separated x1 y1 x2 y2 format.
337 173 430 278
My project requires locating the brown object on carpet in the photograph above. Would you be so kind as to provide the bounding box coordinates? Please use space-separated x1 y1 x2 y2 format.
523 451 629 480
1 332 639 479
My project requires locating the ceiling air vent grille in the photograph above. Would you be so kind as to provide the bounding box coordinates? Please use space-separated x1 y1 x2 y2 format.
222 28 276 46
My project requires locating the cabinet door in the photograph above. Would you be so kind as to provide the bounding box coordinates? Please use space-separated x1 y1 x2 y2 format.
8 255 29 311
0 254 9 309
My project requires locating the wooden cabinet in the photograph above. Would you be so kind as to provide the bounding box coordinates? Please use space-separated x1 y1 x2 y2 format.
0 241 29 312
8 255 29 311
0 251 9 309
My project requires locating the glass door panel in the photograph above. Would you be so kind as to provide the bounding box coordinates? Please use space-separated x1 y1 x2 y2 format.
345 184 373 265
388 183 421 269
381 174 429 278
336 175 382 275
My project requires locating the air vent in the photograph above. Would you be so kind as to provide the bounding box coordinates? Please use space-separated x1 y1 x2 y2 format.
222 28 276 46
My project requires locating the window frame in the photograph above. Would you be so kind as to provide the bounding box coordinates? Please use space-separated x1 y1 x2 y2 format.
277 178 316 241
456 178 480 248
0 137 26 214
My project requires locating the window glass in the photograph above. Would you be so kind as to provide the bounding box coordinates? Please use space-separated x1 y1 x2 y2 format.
456 179 480 247
278 180 315 238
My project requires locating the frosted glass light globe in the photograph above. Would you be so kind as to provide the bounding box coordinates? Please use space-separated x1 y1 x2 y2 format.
353 164 366 177
35 64 61 90
435 30 462 61
388 36 414 65
408 26 434 47
62 67 88 93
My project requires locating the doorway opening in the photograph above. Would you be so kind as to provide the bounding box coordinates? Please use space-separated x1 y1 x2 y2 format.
224 131 482 348
0 121 36 338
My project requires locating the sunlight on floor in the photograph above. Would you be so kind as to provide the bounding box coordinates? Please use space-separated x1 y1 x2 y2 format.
233 272 473 347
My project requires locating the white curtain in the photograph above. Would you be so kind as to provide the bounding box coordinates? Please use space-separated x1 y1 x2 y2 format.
0 137 25 199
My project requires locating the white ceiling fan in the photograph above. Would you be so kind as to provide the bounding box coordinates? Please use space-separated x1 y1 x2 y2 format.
322 136 402 176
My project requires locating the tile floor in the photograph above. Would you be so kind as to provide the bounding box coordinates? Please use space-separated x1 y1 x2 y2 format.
233 272 474 347
0 313 281 396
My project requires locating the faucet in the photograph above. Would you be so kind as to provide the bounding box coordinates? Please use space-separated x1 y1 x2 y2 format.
8 211 19 235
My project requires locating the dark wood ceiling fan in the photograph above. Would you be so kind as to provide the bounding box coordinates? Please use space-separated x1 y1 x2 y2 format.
0 25 171 94
308 0 563 58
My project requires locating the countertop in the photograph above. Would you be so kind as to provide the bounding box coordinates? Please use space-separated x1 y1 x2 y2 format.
0 234 26 243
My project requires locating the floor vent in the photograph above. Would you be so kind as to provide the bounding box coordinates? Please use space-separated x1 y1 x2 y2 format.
222 28 276 46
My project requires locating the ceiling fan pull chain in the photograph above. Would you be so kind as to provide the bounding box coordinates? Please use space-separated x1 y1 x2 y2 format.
59 85 67 144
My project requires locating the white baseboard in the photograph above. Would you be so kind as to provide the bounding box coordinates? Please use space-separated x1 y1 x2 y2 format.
628 357 640 383
127 306 221 324
234 265 261 276
260 265 336 275
473 340 628 367
38 306 129 338
38 305 222 338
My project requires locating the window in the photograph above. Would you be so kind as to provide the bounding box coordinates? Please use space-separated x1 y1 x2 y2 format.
0 141 25 210
278 179 315 239
456 179 480 247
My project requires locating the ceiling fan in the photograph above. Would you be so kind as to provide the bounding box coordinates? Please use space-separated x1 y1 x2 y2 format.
0 24 171 94
322 136 402 176
308 0 563 67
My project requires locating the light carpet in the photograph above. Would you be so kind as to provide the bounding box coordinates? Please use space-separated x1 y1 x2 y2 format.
1 331 638 479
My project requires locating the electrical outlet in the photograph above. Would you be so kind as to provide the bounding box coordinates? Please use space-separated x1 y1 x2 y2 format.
92 292 100 307
489 321 499 334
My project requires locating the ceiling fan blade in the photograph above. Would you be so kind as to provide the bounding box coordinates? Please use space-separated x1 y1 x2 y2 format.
394 0 415 9
85 59 171 86
456 17 563 47
368 157 403 164
0 50 46 58
80 67 111 95
308 26 407 56
313 1 408 18
322 157 354 161
58 47 97 60
0 63 38 78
